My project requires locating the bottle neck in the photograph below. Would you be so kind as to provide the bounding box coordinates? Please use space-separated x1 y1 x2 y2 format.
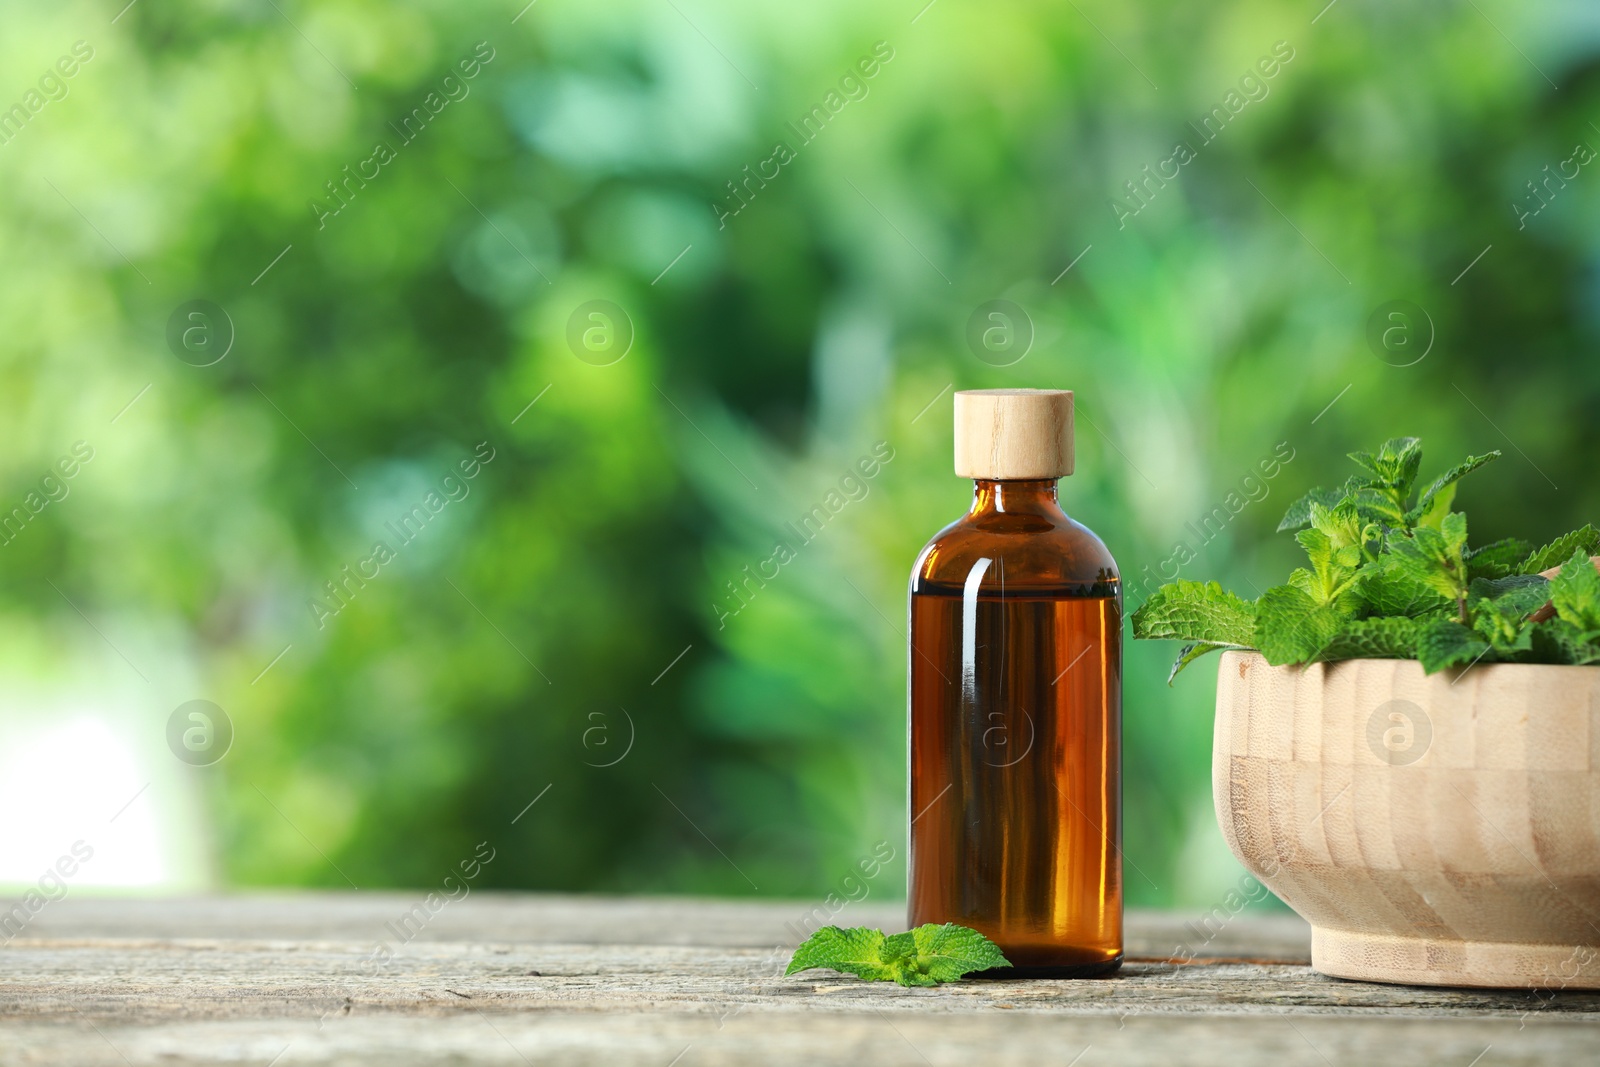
969 479 1063 517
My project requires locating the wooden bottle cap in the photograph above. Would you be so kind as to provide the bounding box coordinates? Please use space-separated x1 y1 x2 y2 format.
953 389 1074 479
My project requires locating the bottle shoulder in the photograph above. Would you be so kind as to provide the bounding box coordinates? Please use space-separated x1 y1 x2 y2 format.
911 508 1120 597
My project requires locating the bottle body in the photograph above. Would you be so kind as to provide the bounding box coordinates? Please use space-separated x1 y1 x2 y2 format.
907 479 1122 975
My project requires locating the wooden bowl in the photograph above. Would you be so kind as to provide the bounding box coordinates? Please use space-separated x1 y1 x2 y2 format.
1214 650 1600 988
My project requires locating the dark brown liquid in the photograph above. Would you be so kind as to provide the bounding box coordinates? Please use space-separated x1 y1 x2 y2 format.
909 586 1122 974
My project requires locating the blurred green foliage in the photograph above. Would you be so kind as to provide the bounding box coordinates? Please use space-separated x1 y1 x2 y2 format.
2 0 1597 908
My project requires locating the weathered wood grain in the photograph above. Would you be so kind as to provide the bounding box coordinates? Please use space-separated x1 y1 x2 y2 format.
0 894 1595 1065
9 894 1315 957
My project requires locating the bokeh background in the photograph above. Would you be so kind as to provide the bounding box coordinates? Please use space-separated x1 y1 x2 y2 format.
2 0 1597 913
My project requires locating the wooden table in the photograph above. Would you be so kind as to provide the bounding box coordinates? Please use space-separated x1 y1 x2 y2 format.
1 894 1595 1064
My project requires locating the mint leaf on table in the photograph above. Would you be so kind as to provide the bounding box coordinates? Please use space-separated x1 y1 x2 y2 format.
784 926 900 983
785 924 1009 987
1519 525 1600 575
910 922 1012 983
1129 580 1256 646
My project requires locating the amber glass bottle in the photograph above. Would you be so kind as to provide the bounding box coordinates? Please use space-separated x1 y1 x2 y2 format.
908 389 1121 976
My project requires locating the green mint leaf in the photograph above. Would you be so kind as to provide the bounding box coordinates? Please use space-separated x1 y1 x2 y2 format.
1355 555 1451 618
1342 437 1423 524
1165 641 1246 684
1292 526 1363 607
1384 536 1454 596
1386 516 1470 605
1134 434 1579 677
891 966 939 987
1409 480 1456 530
910 923 1011 983
1467 574 1550 618
785 924 1010 987
1275 472 1405 533
1440 510 1469 556
880 930 916 964
1460 571 1542 656
1380 436 1425 496
1348 437 1422 490
1416 617 1491 674
1345 486 1409 528
785 926 898 983
1405 451 1501 526
1277 482 1354 532
1254 585 1343 665
1529 618 1600 666
1549 550 1600 631
1519 525 1600 574
1469 604 1534 657
1345 448 1385 482
1318 617 1420 661
1464 537 1533 580
1130 580 1256 647
1307 500 1366 549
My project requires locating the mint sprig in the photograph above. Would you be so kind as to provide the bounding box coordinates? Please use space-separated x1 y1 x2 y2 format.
1518 524 1599 575
1132 436 1600 678
784 923 1010 987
